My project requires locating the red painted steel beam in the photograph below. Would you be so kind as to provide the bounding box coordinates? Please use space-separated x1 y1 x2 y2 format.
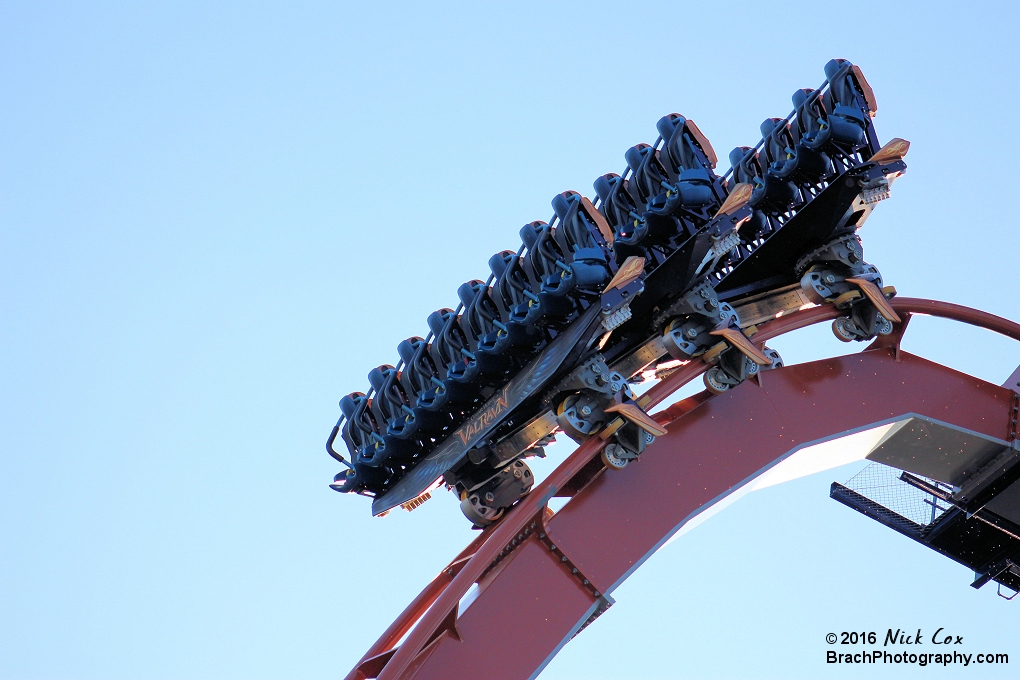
353 532 489 674
347 299 1020 680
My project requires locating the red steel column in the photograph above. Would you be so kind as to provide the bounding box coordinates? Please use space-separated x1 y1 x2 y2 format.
378 348 1015 679
349 299 1020 680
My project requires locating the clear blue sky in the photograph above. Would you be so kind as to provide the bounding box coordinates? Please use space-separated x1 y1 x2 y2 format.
2 2 1019 679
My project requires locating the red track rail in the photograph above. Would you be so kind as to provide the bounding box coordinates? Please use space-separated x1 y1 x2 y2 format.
348 299 1020 680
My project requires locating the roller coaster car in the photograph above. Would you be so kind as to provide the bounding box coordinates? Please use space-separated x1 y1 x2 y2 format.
327 59 910 526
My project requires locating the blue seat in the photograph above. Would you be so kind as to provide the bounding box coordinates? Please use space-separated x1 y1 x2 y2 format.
338 391 392 468
594 173 648 248
487 251 544 350
728 146 766 205
790 88 833 177
760 118 798 179
761 116 825 191
655 114 720 207
625 143 677 214
366 364 423 458
548 192 610 293
793 88 829 148
519 221 565 284
551 191 606 248
367 364 402 423
425 308 478 402
676 168 715 206
509 288 572 328
394 336 447 434
398 337 439 403
820 59 873 148
725 147 771 237
455 280 513 377
514 221 576 326
730 141 798 212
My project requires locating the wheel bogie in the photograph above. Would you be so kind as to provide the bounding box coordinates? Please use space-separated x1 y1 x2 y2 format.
458 459 535 527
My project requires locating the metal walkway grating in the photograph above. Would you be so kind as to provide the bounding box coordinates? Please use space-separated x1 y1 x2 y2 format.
842 462 953 527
